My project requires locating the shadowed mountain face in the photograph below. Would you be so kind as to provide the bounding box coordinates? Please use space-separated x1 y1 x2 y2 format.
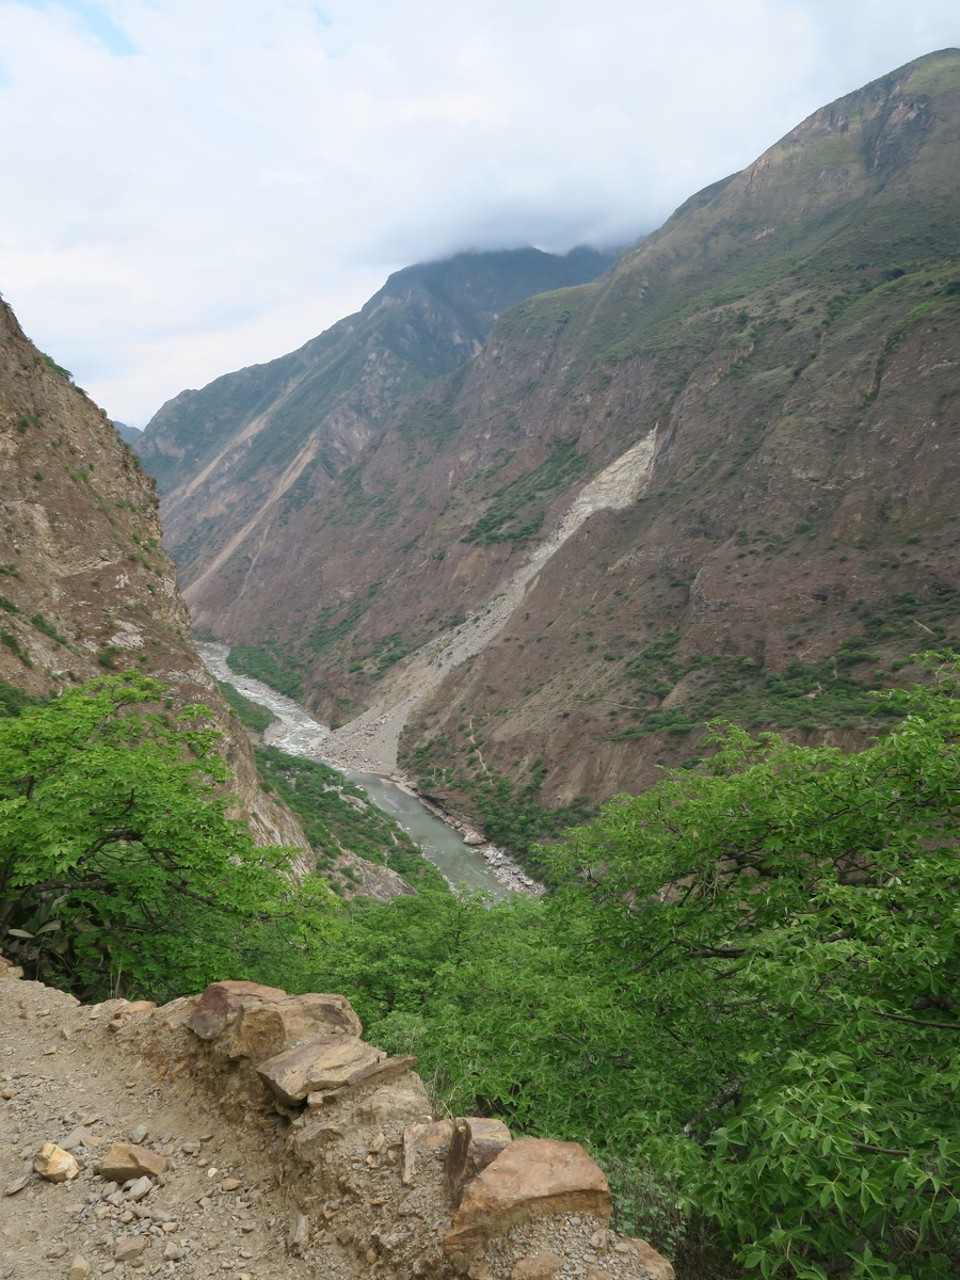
0 300 308 851
135 246 618 497
142 50 960 810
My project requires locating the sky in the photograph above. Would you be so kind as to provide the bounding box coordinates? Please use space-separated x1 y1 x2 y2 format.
0 1 957 426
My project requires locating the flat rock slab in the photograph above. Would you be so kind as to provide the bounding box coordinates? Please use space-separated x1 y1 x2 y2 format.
306 1054 419 1105
443 1138 612 1259
257 1036 384 1104
98 1142 168 1181
188 981 362 1063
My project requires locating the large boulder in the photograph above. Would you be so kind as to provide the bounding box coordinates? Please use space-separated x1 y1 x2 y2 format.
443 1138 612 1260
187 980 362 1063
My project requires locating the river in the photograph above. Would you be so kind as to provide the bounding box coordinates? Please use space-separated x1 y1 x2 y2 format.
197 645 539 899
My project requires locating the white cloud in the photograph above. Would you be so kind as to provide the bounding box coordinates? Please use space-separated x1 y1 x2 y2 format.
0 0 956 423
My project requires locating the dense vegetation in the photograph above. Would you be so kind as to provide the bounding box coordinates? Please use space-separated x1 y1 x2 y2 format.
254 744 444 890
226 643 304 700
217 678 277 735
407 742 593 881
326 660 960 1280
0 673 322 1000
2 662 958 1280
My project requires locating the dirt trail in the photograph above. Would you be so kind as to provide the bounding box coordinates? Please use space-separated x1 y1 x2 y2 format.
0 963 331 1280
1 964 675 1280
325 429 658 775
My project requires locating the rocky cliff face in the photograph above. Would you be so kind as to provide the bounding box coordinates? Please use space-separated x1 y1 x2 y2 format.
141 50 960 811
0 298 307 853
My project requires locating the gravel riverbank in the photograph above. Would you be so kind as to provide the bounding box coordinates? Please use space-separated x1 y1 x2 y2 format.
197 645 544 897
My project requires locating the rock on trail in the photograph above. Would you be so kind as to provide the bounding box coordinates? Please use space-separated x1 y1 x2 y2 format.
1 960 674 1280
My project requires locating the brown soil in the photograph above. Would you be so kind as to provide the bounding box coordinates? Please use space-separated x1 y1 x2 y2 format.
0 961 323 1280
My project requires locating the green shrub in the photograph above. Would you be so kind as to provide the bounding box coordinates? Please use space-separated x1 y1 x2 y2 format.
217 680 277 734
226 644 303 700
0 674 301 1001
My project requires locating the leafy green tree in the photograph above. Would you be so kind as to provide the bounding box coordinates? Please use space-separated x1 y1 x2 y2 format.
549 657 960 1279
321 657 960 1277
0 673 300 1000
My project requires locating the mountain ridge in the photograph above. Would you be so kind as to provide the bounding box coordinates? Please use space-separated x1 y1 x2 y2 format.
0 296 309 854
139 49 960 818
135 246 617 495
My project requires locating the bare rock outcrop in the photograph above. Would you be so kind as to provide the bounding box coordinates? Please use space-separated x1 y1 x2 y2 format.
171 979 675 1279
1 961 674 1280
188 979 362 1061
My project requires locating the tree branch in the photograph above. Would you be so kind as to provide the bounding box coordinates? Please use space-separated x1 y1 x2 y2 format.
852 1139 910 1157
873 1009 960 1032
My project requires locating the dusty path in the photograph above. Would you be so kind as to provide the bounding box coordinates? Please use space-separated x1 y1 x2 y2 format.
0 962 329 1280
1 964 675 1280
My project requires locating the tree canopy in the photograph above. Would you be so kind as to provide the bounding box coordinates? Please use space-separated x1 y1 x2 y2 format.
1 663 957 1278
544 664 960 1278
0 672 301 999
304 658 960 1279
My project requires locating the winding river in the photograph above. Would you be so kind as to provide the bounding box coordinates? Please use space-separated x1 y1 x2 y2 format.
198 645 534 899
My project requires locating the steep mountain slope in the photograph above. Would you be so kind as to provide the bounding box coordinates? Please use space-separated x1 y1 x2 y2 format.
136 247 615 592
0 299 307 851
152 50 960 813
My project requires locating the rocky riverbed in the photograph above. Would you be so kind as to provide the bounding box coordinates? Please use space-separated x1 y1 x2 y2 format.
197 645 544 898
